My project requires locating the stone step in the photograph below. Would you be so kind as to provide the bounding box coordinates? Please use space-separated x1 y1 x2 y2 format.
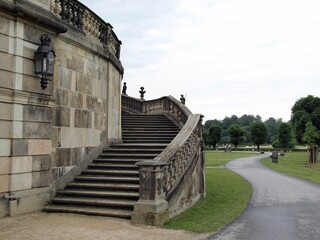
123 139 172 144
52 197 136 208
74 175 139 183
109 143 168 149
44 205 132 219
102 148 163 154
92 158 141 164
66 182 139 191
81 169 138 176
88 163 138 170
98 153 158 159
57 189 139 199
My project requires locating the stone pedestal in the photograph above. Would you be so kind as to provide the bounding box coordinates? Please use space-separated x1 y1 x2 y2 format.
131 200 169 226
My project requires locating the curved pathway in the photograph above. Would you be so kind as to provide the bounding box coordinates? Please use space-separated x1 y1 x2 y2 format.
207 154 320 240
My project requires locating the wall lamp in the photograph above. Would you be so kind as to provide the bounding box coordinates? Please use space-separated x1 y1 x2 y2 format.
34 34 56 89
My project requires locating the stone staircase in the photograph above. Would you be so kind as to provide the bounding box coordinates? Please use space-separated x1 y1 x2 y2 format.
44 113 179 219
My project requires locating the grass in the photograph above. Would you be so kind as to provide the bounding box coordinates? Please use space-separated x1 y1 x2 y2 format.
261 151 320 184
164 151 254 233
205 150 258 166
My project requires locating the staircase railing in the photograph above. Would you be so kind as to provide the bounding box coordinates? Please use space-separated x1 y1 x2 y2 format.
50 0 121 59
122 95 205 225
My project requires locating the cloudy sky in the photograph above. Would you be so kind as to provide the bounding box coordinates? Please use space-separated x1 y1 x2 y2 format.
80 0 320 122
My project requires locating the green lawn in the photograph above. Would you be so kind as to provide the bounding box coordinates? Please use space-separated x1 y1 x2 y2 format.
205 151 258 166
261 151 320 184
164 168 252 233
164 151 255 233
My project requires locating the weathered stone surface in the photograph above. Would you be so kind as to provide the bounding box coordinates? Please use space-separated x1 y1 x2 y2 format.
59 67 72 89
69 91 83 109
32 155 51 172
0 175 9 193
75 73 83 92
52 106 70 127
0 34 9 53
22 75 53 95
12 139 28 156
0 15 10 35
55 148 72 167
23 24 51 44
0 120 11 138
11 156 33 174
0 52 14 71
55 88 69 106
23 122 51 139
28 140 52 155
10 173 32 191
87 61 99 79
0 70 14 89
23 58 35 76
83 76 92 95
67 55 84 73
51 127 61 148
23 105 52 122
12 121 23 138
71 147 84 165
0 157 10 175
74 109 91 128
28 0 51 11
32 171 51 188
0 102 12 120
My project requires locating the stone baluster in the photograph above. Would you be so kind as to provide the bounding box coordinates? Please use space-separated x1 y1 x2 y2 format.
51 0 62 16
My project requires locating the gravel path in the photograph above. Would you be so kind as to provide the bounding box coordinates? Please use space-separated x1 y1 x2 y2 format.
207 154 320 240
0 212 209 240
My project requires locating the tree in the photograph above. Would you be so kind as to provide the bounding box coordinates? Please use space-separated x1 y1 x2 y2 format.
228 124 244 150
251 123 267 151
302 121 320 163
209 125 222 149
278 122 293 152
291 95 320 162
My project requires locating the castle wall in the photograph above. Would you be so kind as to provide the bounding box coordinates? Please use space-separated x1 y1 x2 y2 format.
0 0 123 216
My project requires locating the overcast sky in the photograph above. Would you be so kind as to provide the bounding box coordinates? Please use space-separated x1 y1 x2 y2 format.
80 0 320 122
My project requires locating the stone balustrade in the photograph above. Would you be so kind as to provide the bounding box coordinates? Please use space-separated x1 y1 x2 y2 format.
122 95 205 225
50 0 121 59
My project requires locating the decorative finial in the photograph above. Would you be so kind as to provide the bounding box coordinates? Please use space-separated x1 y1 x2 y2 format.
139 87 146 100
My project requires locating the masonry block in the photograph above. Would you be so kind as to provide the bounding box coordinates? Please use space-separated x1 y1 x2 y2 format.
28 139 52 155
32 171 51 188
59 67 72 89
11 139 28 156
69 91 83 109
23 105 52 122
0 120 11 138
10 173 32 191
32 155 51 172
23 122 51 139
0 69 14 89
52 106 70 127
0 15 10 35
11 156 32 173
55 88 69 106
0 157 10 174
75 109 91 128
55 148 72 167
67 55 84 73
0 52 14 72
0 175 9 193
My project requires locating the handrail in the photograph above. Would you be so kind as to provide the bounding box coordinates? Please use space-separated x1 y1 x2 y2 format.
51 0 121 59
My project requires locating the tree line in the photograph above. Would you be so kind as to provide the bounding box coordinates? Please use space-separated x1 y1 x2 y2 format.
203 95 320 163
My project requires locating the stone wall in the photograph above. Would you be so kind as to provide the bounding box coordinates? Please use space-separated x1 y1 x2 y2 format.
0 0 123 217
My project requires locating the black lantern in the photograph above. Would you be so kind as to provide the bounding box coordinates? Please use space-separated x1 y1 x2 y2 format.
34 34 56 89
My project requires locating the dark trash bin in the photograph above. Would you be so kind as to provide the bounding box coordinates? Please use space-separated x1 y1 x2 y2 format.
271 152 278 163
